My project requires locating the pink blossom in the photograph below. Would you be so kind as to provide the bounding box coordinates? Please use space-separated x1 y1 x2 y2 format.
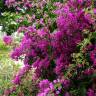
3 35 13 45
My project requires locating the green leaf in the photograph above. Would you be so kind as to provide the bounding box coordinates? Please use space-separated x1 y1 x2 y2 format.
79 85 86 96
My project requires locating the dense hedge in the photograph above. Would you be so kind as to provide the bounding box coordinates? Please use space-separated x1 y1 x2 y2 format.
1 0 96 96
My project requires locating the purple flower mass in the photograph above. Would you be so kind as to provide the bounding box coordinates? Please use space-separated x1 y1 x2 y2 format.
90 47 96 66
37 79 54 96
12 65 30 85
5 0 96 95
87 89 95 96
5 0 16 7
93 8 96 14
3 35 13 45
12 75 21 85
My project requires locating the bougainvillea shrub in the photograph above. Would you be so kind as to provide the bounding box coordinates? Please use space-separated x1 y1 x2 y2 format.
2 0 96 96
0 0 59 35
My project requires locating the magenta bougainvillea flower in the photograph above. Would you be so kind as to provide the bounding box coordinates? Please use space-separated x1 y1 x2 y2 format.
3 35 13 45
90 47 96 66
5 0 16 7
87 89 95 96
12 65 30 84
37 79 54 96
93 8 96 14
12 75 21 85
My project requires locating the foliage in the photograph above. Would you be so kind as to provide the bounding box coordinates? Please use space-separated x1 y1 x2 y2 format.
0 0 58 35
0 40 20 95
1 0 96 96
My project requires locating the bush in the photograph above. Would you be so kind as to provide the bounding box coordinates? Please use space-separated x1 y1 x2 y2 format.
2 0 96 96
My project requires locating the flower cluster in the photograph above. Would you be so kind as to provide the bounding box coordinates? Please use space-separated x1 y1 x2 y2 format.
5 0 16 8
5 0 96 96
12 65 30 84
87 89 96 96
3 35 13 45
37 78 70 96
90 46 96 66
